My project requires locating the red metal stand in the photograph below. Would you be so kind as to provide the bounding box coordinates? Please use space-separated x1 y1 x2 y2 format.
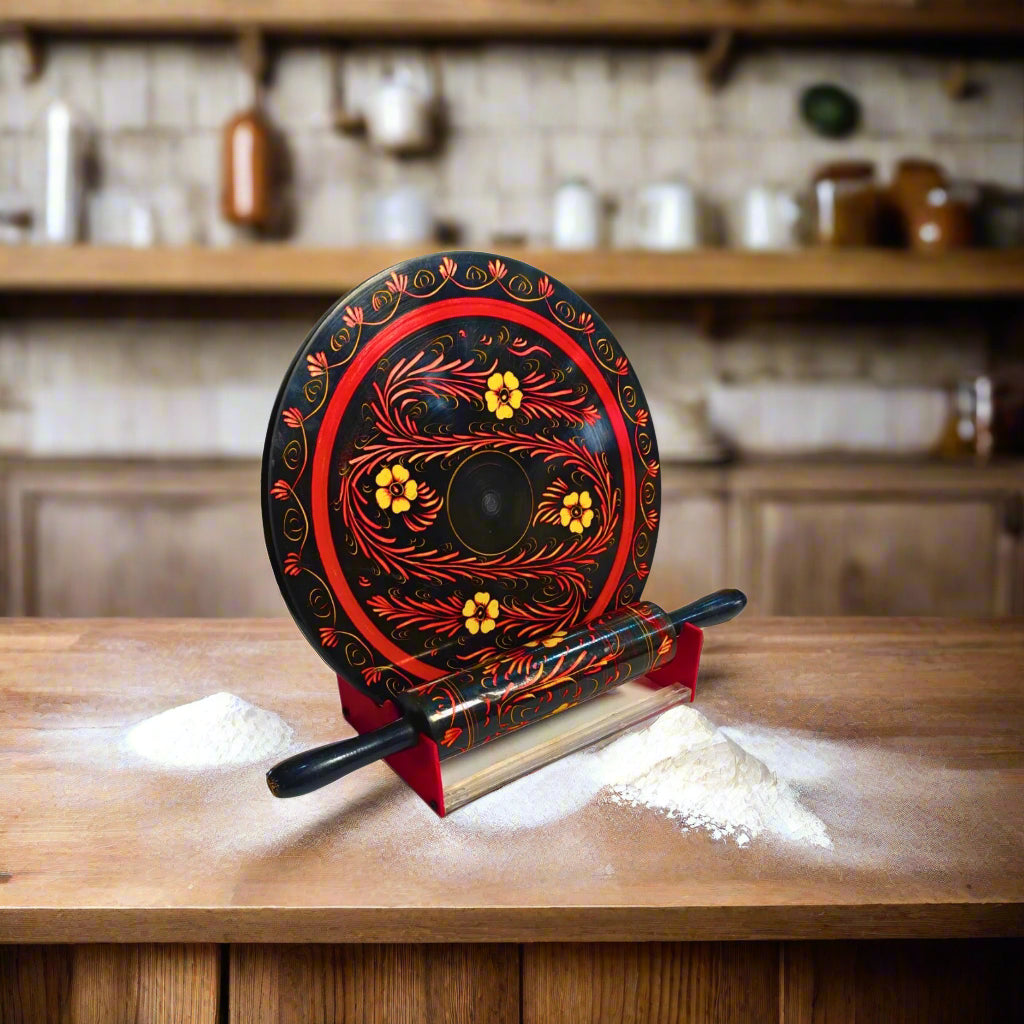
336 621 705 818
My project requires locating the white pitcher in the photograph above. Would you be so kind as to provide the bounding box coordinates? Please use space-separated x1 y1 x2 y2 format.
365 64 435 154
741 186 803 250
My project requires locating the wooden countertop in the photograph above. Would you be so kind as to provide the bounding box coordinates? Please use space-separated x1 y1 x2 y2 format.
1 618 1022 944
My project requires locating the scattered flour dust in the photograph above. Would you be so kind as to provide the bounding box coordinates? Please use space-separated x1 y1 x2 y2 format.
124 692 294 769
121 690 828 851
594 704 831 849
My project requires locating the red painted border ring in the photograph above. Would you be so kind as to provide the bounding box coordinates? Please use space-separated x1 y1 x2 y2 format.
262 251 660 698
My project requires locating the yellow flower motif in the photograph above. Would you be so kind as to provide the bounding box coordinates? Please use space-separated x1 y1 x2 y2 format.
485 371 523 421
462 591 499 635
374 464 418 514
559 490 594 535
527 630 568 649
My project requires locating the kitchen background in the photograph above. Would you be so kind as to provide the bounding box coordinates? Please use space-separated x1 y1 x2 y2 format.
0 4 1022 618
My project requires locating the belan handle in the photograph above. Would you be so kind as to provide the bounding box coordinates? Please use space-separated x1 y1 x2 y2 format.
668 588 747 632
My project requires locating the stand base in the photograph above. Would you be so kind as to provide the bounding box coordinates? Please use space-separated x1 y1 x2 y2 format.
337 622 704 817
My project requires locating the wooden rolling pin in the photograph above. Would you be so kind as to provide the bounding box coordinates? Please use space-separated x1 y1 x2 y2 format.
267 589 746 798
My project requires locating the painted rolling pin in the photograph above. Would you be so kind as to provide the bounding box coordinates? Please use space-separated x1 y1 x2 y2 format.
267 588 746 798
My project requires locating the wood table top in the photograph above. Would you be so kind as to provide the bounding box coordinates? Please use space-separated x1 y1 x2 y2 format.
1 617 1021 943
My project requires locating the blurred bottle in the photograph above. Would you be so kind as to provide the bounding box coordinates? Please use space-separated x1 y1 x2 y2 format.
44 99 89 244
222 97 272 230
936 377 996 460
937 380 979 459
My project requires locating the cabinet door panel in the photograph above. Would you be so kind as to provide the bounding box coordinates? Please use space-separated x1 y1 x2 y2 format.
754 499 1000 616
3 462 283 617
229 944 518 1024
643 495 727 612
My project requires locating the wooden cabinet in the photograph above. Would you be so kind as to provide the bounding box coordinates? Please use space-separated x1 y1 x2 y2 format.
5 939 1020 1024
730 464 1024 616
2 458 1022 618
643 467 729 612
0 944 218 1024
0 459 283 617
745 496 1019 615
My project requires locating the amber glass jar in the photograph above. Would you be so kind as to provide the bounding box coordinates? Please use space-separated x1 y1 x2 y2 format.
812 161 879 246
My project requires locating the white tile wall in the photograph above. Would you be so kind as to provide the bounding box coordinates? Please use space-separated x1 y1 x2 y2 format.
2 38 1020 248
0 38 1020 457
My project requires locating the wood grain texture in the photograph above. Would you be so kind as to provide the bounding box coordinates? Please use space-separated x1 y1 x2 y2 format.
8 0 1024 37
644 490 729 613
0 618 1022 943
780 939 1024 1023
0 945 219 1024
723 461 1024 616
228 944 518 1024
522 942 778 1024
4 456 1021 618
0 247 1021 298
751 498 1006 615
1 459 283 617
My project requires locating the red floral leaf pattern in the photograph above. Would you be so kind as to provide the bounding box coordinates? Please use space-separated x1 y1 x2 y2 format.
270 480 291 500
281 407 304 428
532 477 572 526
365 591 468 639
307 352 329 377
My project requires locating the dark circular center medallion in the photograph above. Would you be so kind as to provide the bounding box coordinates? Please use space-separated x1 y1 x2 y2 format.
447 451 534 556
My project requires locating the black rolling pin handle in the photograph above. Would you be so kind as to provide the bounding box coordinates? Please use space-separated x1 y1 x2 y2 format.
266 718 419 798
668 588 747 633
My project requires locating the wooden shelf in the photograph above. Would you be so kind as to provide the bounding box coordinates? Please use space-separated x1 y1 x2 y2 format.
10 0 1024 39
0 245 1021 299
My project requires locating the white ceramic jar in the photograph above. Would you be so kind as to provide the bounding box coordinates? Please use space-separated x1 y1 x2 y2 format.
552 179 601 250
369 185 433 245
636 180 699 250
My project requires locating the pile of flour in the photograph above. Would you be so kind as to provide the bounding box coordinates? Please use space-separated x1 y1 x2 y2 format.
594 704 831 848
124 692 293 769
121 691 828 851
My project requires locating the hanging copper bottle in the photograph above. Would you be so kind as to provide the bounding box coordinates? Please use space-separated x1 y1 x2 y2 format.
221 87 272 229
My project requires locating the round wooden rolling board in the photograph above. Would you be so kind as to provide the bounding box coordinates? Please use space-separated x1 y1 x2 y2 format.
262 250 660 699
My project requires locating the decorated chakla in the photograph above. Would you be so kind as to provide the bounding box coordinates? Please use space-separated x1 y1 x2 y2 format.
262 250 746 814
